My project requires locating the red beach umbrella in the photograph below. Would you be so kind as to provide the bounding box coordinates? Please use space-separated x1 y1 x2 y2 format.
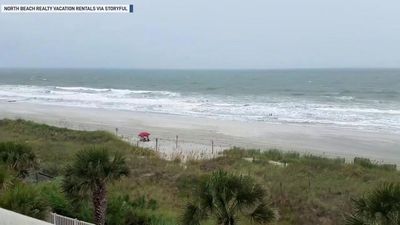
138 131 150 137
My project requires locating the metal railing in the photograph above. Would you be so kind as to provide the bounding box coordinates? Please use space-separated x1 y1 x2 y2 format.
50 213 94 225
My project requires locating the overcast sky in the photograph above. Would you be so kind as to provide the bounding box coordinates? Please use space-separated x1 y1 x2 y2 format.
1 0 400 69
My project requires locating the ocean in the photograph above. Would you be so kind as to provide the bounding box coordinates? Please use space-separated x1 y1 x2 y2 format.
0 68 399 132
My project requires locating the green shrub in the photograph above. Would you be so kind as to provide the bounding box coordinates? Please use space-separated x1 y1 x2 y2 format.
107 195 133 225
262 149 285 161
224 147 302 163
346 182 400 225
354 157 375 168
176 174 202 197
354 157 397 171
0 142 37 177
148 215 177 225
106 194 161 225
37 181 74 217
0 166 16 191
301 155 345 170
0 183 48 219
223 147 248 159
379 164 397 171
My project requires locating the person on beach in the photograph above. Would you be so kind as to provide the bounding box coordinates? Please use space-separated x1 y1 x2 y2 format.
138 131 151 142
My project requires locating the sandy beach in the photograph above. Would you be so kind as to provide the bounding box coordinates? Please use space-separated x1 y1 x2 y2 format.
0 101 399 164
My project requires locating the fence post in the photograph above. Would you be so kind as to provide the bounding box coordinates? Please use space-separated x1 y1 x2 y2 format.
211 140 214 154
74 218 78 225
176 135 178 149
115 127 118 136
155 138 158 151
53 213 57 224
51 212 55 224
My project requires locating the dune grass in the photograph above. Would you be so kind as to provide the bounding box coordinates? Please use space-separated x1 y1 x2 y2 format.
0 119 151 176
0 119 399 225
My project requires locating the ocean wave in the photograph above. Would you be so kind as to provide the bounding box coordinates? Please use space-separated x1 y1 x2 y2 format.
0 85 399 132
54 86 181 97
335 96 355 101
317 107 400 115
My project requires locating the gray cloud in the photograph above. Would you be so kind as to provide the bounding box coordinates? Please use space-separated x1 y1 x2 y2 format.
1 0 400 69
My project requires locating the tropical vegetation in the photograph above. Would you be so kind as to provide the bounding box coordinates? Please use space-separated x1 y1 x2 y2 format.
346 182 400 225
63 147 130 225
0 142 36 177
0 119 399 225
181 170 276 225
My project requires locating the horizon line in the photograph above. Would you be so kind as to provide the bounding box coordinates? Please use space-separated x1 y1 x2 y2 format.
1 66 400 71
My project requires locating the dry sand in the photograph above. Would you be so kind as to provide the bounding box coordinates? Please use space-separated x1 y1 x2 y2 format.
0 101 399 164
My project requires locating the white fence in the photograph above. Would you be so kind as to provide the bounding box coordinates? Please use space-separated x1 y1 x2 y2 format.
50 213 94 225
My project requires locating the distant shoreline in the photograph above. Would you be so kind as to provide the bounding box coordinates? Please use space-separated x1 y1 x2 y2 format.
1 101 399 164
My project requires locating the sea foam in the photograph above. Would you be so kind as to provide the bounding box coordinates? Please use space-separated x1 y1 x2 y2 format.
0 85 399 132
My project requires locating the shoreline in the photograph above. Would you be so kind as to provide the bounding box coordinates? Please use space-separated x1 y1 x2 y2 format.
0 101 399 164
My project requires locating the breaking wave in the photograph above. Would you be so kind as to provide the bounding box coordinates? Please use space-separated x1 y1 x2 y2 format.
0 85 399 132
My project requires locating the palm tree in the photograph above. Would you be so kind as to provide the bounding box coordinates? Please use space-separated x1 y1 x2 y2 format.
62 147 129 225
181 170 277 225
0 142 36 177
346 182 400 225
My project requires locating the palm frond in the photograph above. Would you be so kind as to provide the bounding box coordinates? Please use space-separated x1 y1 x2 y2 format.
181 203 207 225
107 152 130 181
0 142 37 177
62 165 91 202
346 182 400 225
236 179 266 208
345 214 370 225
62 147 129 202
248 203 277 224
182 170 277 225
365 183 400 217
